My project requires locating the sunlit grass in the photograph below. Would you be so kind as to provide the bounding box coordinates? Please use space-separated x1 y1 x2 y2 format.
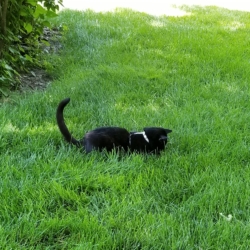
1 5 250 249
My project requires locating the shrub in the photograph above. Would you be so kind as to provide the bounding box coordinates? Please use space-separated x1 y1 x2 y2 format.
0 0 63 96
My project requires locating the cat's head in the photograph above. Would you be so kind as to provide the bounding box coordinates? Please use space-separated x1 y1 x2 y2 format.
143 127 172 143
129 127 172 154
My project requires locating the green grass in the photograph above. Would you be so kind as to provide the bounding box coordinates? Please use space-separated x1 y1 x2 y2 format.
1 5 250 249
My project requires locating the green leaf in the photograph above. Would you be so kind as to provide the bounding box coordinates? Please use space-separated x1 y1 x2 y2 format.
18 45 25 53
46 10 58 18
4 70 12 77
8 47 18 54
34 4 47 18
41 39 50 46
20 9 28 16
4 64 13 71
20 5 34 16
42 20 51 28
63 25 69 31
25 54 33 62
24 23 33 33
0 87 9 97
26 0 37 6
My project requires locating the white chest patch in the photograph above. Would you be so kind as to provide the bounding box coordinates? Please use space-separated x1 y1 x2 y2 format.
133 131 149 143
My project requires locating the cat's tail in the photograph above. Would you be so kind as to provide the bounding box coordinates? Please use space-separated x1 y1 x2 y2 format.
56 98 81 147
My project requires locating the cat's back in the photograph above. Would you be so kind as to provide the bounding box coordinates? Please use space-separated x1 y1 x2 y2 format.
92 126 128 133
84 127 130 152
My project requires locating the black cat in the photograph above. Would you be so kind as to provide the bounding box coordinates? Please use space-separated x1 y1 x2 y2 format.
56 98 172 154
129 127 172 154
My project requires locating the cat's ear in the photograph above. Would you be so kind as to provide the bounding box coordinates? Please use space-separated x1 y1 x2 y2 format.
165 129 172 134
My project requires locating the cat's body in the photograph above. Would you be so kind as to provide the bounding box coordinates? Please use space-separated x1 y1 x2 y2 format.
83 127 130 153
56 98 172 154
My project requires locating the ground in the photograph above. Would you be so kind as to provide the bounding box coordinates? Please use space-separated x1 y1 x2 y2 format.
19 68 52 92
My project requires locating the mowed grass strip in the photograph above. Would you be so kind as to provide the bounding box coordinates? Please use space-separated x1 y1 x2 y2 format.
0 5 250 249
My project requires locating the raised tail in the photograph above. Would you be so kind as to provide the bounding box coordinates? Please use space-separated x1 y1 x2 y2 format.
56 98 81 147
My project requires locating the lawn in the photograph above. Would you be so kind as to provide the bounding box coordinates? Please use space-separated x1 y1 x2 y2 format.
1 5 250 249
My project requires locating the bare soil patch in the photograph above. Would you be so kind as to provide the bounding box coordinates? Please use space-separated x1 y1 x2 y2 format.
19 27 62 92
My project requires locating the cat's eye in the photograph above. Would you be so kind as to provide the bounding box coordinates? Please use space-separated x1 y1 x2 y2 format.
159 135 167 141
